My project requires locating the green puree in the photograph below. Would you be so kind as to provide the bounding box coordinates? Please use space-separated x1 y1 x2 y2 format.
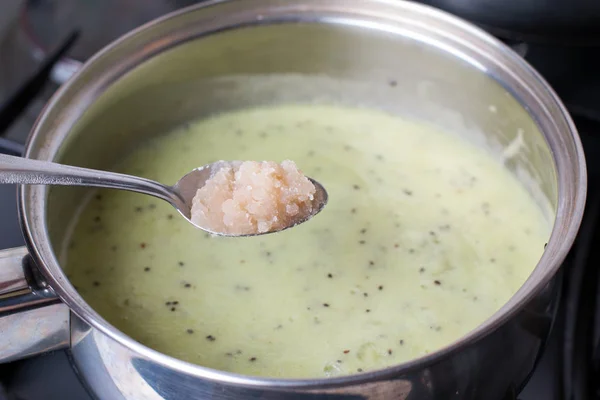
64 104 550 378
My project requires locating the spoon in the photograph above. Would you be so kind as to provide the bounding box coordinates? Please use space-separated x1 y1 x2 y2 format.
0 154 328 237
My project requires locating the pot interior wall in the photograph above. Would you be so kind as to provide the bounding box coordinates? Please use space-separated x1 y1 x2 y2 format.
44 22 557 262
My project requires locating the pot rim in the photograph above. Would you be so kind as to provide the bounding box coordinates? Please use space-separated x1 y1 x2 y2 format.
18 0 587 389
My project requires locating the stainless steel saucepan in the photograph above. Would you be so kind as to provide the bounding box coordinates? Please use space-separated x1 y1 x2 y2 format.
0 1 586 399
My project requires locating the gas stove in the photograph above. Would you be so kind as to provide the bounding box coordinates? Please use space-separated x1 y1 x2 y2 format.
0 2 599 400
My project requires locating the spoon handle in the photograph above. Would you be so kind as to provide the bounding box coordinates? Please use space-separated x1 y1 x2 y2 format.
0 153 181 207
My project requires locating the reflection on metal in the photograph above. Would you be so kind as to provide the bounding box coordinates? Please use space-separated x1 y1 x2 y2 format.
305 380 413 399
510 43 529 58
0 246 70 363
0 247 28 295
0 303 70 363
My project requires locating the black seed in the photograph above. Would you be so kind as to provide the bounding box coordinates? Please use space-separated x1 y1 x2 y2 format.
249 357 257 362
399 340 404 345
353 184 360 190
369 261 375 266
184 283 192 288
123 299 129 306
544 243 548 248
409 248 415 253
144 267 151 272
490 258 496 263
419 267 425 273
434 280 441 286
351 208 357 214
94 216 101 223
357 368 363 372
366 309 371 313
173 301 179 305
363 292 369 297
403 189 413 196
111 245 118 251
378 285 384 290
186 329 194 334
327 273 333 278
388 349 393 355
170 307 176 311
323 303 330 307
389 80 397 87
206 335 216 341
360 228 367 234
135 206 143 212
93 281 100 287
178 261 185 266
167 214 174 220
149 204 156 209
359 240 366 245
95 194 102 200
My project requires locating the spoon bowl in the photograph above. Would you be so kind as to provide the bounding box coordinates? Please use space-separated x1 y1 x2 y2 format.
173 160 328 236
0 154 328 237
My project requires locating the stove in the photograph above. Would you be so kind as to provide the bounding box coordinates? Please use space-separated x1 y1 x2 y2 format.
0 2 599 400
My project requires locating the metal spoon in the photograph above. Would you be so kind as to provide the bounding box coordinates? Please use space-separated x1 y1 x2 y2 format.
0 155 328 237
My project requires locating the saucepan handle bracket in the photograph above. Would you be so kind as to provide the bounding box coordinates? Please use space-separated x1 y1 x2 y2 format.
0 247 70 363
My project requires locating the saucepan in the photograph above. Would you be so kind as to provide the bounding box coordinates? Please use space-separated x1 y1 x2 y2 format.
0 0 586 399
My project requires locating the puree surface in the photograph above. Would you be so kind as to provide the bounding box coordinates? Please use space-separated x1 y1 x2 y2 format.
64 104 550 378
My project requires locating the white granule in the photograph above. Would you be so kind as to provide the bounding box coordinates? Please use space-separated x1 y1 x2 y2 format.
191 160 316 235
